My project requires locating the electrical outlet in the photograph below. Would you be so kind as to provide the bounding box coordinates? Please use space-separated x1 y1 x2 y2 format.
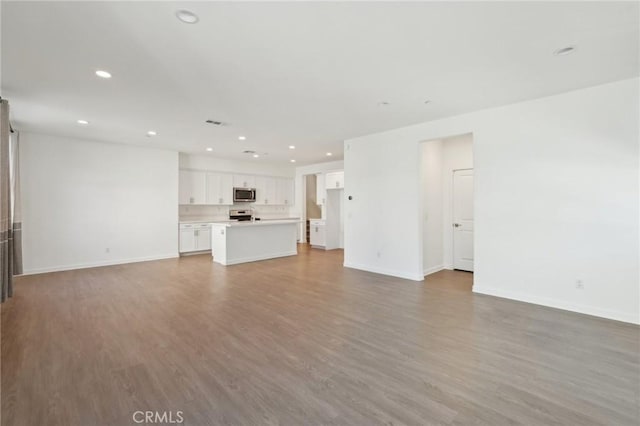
575 280 584 290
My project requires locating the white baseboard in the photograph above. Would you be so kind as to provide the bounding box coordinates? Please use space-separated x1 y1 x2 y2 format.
22 253 179 275
473 285 640 325
343 261 424 281
423 264 445 276
216 250 298 266
179 250 211 256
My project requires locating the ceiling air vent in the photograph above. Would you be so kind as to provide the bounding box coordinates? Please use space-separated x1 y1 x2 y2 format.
205 120 224 126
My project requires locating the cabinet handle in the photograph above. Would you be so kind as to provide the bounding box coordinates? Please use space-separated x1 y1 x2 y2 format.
219 198 222 204
195 230 199 237
336 182 339 188
190 197 194 204
315 227 318 232
284 200 288 205
265 199 268 204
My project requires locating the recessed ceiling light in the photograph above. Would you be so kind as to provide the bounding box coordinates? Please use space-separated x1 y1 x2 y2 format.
77 119 89 125
326 152 333 156
146 130 157 137
206 147 213 152
95 70 112 79
238 136 246 140
253 154 259 158
290 159 296 163
289 145 295 149
176 10 199 24
554 46 576 56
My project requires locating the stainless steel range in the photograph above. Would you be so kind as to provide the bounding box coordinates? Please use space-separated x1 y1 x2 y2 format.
229 209 253 222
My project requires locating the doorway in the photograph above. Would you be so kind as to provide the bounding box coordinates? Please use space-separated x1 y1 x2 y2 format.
303 174 321 244
420 133 474 284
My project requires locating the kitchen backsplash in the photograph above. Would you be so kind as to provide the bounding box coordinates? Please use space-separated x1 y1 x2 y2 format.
179 204 295 221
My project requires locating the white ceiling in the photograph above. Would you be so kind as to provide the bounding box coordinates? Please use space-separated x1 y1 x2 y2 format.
2 1 638 165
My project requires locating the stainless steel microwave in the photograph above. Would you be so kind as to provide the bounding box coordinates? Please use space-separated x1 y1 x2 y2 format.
233 187 256 202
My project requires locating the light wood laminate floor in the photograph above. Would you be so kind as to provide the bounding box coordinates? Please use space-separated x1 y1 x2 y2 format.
2 245 639 425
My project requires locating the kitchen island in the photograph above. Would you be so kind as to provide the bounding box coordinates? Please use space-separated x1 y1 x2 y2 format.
210 219 301 265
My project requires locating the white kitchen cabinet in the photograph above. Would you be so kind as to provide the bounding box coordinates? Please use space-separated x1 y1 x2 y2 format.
276 178 295 205
180 223 212 253
316 173 326 206
255 176 278 205
206 172 233 205
195 223 211 250
325 171 344 190
233 174 255 189
179 224 196 252
179 170 207 205
309 219 326 248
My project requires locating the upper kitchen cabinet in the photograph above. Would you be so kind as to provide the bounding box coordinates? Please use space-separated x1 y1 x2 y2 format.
206 172 234 205
254 176 277 205
276 178 294 205
325 171 344 190
179 170 207 204
233 174 255 189
180 169 294 206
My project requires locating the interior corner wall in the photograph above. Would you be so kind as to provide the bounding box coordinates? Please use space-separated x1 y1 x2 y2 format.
421 140 444 275
345 77 639 324
20 132 179 273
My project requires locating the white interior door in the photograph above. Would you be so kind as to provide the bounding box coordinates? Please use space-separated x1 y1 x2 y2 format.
453 169 474 271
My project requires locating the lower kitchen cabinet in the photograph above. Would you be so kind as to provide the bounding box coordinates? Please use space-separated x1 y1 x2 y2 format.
309 219 326 248
179 223 212 253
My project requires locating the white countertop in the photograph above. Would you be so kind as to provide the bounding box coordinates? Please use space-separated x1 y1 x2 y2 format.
180 217 300 225
210 219 301 227
180 219 229 224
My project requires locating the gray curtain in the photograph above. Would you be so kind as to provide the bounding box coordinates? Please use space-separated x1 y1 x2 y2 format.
1 98 22 303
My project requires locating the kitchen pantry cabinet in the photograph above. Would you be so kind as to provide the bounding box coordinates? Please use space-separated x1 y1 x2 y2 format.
179 170 207 204
206 172 233 205
179 223 212 253
325 171 344 190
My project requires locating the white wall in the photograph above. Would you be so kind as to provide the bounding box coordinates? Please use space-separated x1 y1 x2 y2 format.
179 153 295 177
20 132 179 273
345 78 639 324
